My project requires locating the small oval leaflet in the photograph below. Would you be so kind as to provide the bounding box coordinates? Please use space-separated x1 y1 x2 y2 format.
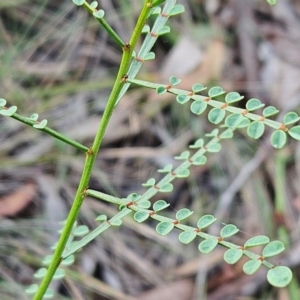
44 289 54 299
93 10 105 19
179 231 197 244
134 211 149 223
225 91 244 103
90 1 98 9
169 76 181 85
137 200 151 209
244 235 270 248
159 183 173 193
126 193 140 202
224 248 243 264
158 26 170 36
219 129 234 139
42 255 53 266
110 219 122 226
246 98 265 111
33 119 48 129
176 208 193 221
53 268 65 280
0 98 7 106
266 0 277 5
158 164 173 173
205 128 219 137
207 143 221 153
0 105 17 117
263 106 279 117
189 138 204 149
283 112 300 125
142 24 150 33
176 169 190 178
190 100 207 115
262 240 285 257
192 155 207 165
169 4 185 16
220 224 239 238
288 126 300 141
247 121 265 139
197 214 216 229
73 225 89 237
72 0 85 6
243 259 261 275
156 221 174 236
175 150 190 160
153 200 170 212
237 117 250 128
208 108 225 124
29 113 39 121
225 113 243 128
142 178 156 187
34 268 47 279
208 86 225 98
144 52 155 60
192 83 206 93
156 86 167 95
270 130 286 149
198 239 218 253
267 266 293 288
177 94 190 104
25 284 39 295
95 214 107 222
61 254 75 266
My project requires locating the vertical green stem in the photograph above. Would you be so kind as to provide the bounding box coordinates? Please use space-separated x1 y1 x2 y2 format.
33 1 152 299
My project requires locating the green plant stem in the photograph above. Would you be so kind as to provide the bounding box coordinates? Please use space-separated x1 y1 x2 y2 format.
10 113 89 153
82 1 125 48
33 1 152 299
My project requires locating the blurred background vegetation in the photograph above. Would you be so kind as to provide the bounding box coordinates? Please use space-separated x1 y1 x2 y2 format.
0 0 300 299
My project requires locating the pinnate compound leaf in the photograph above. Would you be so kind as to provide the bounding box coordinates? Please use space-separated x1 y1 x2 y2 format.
225 114 243 128
25 284 39 295
244 235 270 248
208 86 225 98
224 248 243 264
208 108 225 124
267 266 292 287
0 98 7 106
73 225 89 237
142 178 155 187
189 138 204 149
192 155 207 165
53 268 65 280
176 94 190 104
137 200 151 209
263 106 279 117
176 208 193 221
190 101 207 115
93 10 105 19
61 255 75 266
247 121 265 139
0 105 17 116
159 183 173 193
225 92 244 103
270 130 286 149
72 0 85 6
243 260 262 275
33 119 47 129
156 221 174 236
175 151 190 160
110 219 122 226
153 200 169 212
158 164 173 173
95 214 107 222
179 231 197 244
289 126 300 140
197 214 216 229
134 211 149 223
198 239 218 253
156 86 167 95
192 83 206 93
169 4 185 16
34 268 47 279
283 112 300 125
176 169 190 178
169 76 181 85
246 98 265 111
220 224 239 238
158 26 170 36
262 240 285 257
